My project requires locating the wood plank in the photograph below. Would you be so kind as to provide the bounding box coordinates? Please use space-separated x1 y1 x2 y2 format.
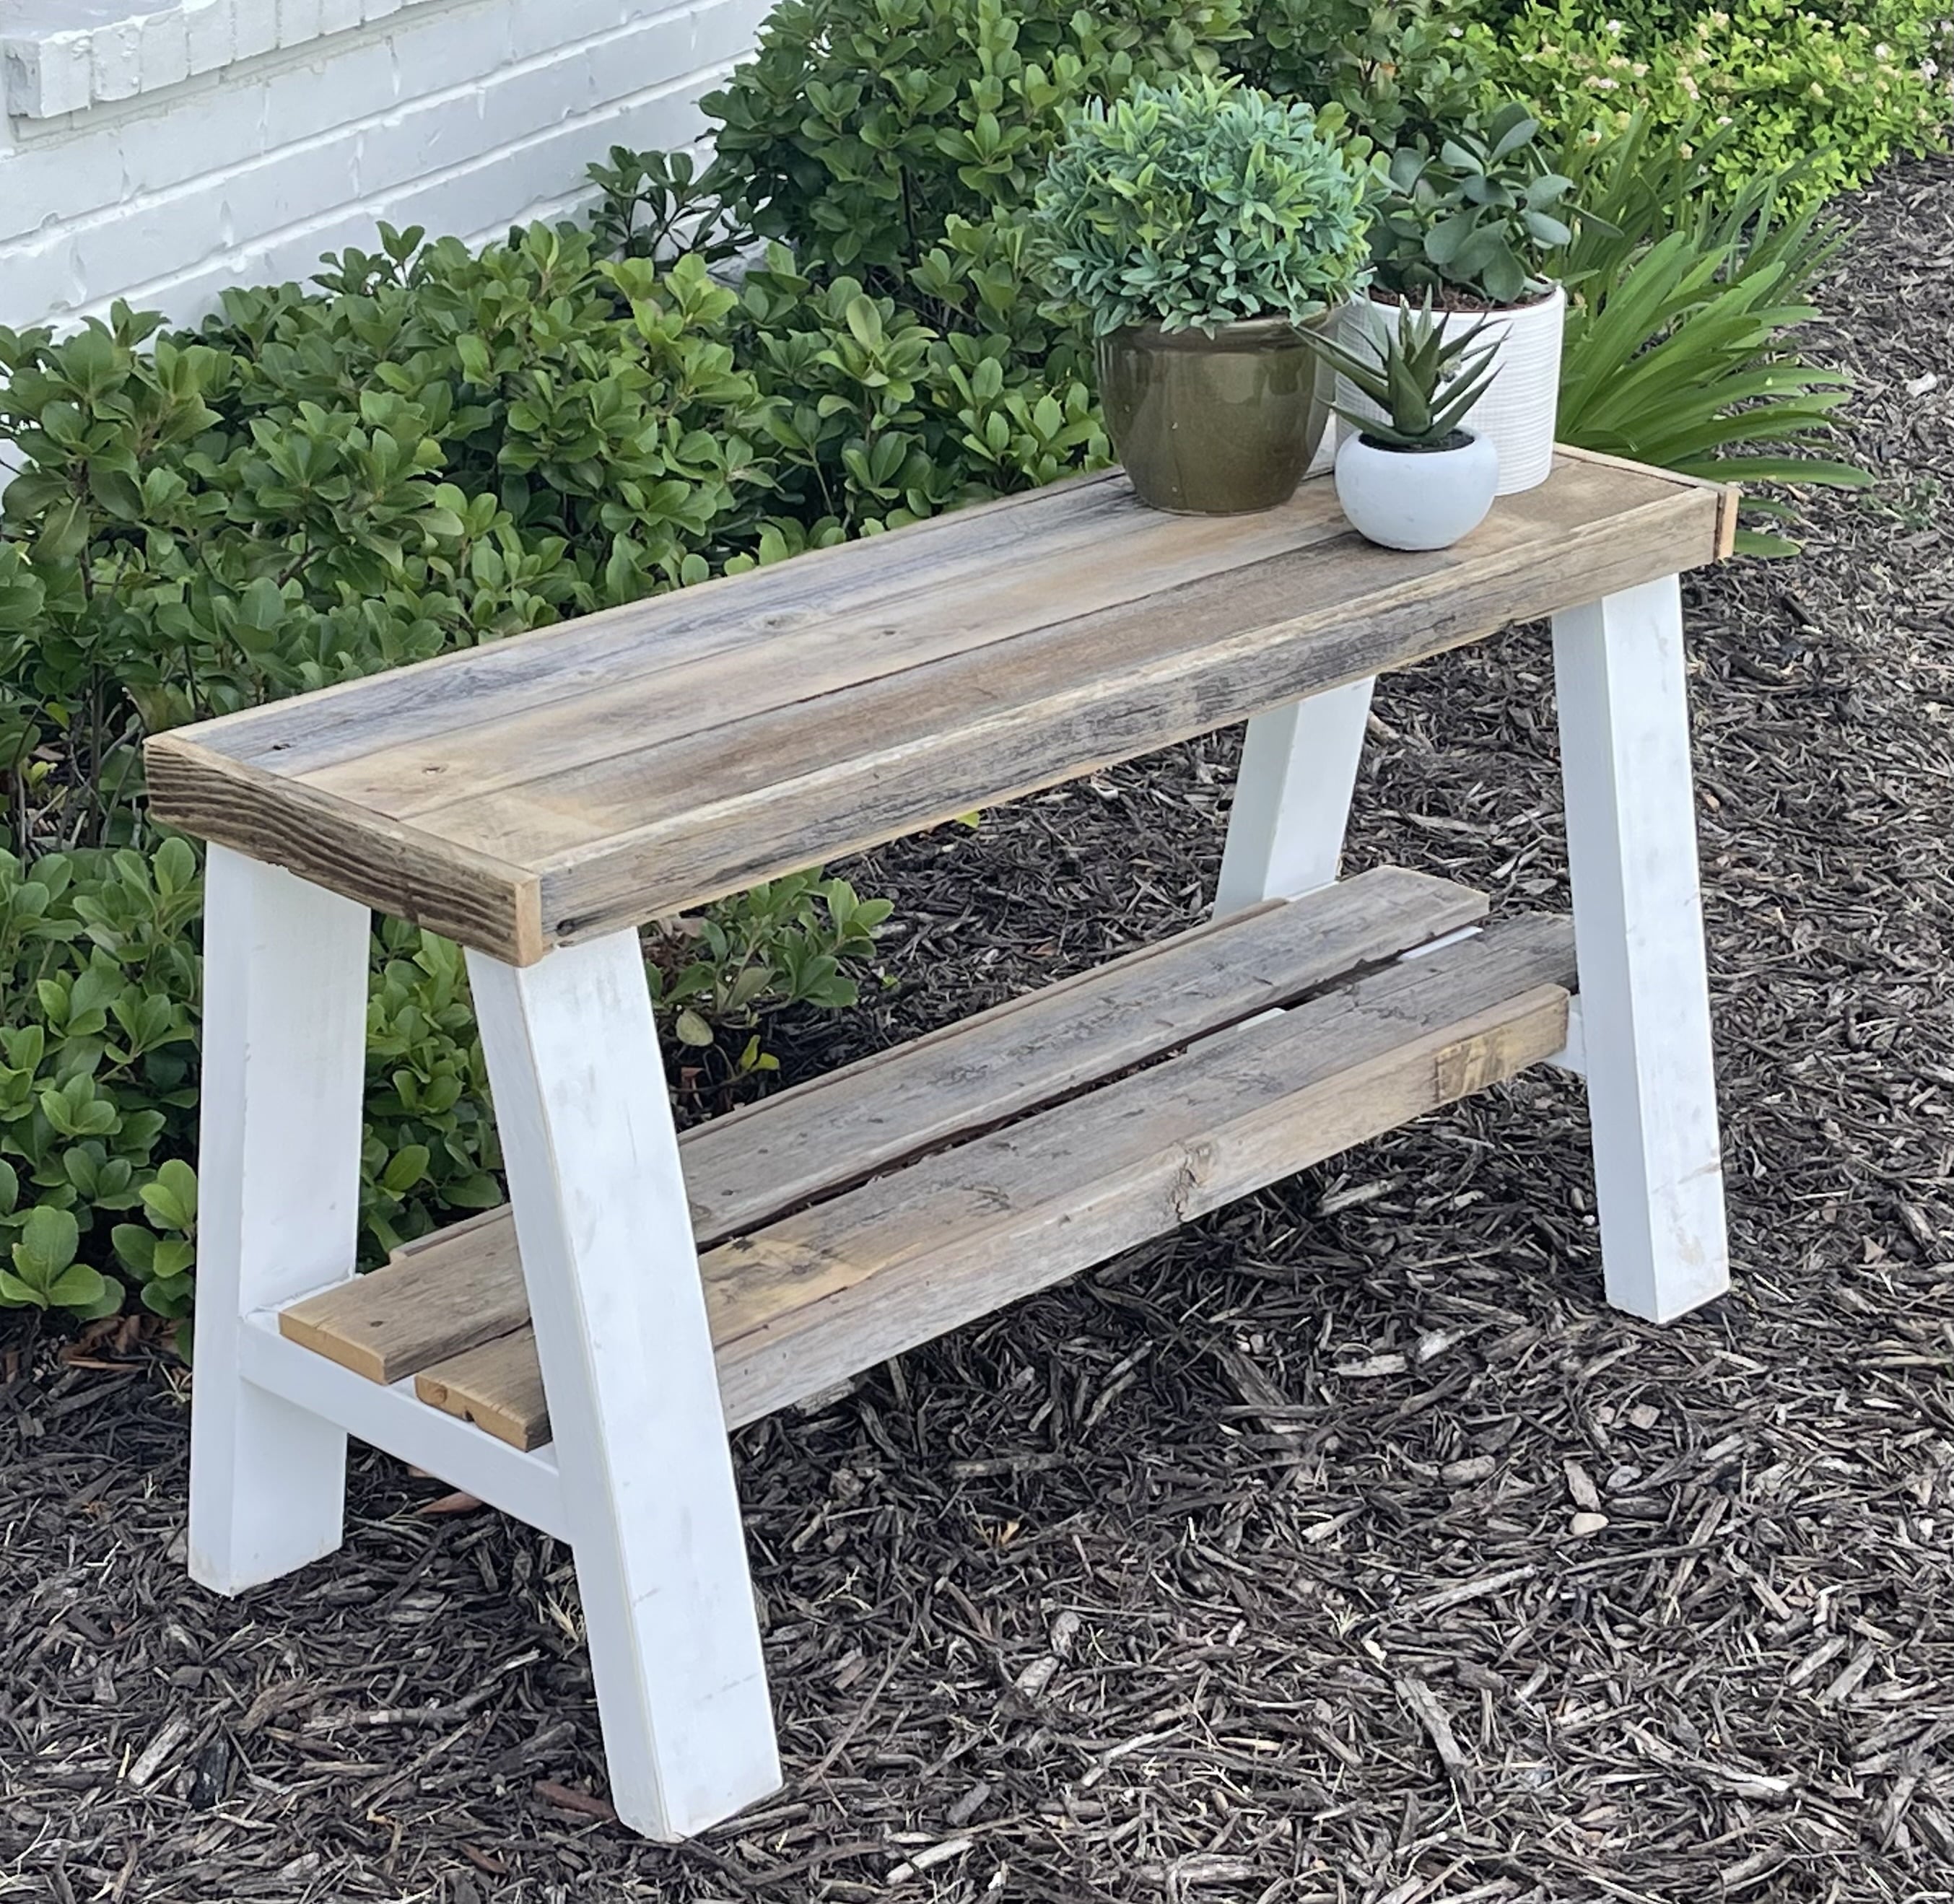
142 745 546 966
178 469 1337 794
302 505 1353 820
679 864 1483 1240
429 460 1693 857
517 477 1716 944
411 914 1576 1444
417 1327 549 1450
700 915 1575 1425
1553 445 1740 561
281 1202 525 1384
147 455 1724 961
284 866 1485 1384
178 472 1138 779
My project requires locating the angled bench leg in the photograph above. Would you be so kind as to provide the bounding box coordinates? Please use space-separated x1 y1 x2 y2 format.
191 848 368 1591
466 930 779 1840
1216 678 1376 917
1553 576 1730 1322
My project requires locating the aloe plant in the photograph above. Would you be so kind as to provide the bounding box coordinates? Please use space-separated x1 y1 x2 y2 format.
1308 298 1501 449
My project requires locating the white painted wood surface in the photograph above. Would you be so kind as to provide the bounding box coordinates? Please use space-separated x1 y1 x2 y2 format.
1553 577 1730 1321
1549 995 1589 1078
466 931 780 1840
189 847 370 1592
237 1316 571 1542
1216 678 1375 916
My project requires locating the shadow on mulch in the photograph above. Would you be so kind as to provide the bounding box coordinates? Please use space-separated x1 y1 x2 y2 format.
6 157 1954 1904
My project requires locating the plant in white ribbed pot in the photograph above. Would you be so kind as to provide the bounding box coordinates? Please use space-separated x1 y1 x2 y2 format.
1339 103 1578 494
1311 297 1502 551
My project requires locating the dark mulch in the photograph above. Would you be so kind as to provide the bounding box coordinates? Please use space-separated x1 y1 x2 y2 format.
7 156 1954 1904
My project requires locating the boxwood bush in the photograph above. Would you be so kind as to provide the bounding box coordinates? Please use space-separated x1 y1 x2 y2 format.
0 196 1109 1326
1031 75 1374 335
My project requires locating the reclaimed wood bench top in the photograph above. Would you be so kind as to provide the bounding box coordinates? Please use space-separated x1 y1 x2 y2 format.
145 447 1734 964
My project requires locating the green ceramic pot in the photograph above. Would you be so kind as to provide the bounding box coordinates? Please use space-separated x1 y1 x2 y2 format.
1096 314 1333 515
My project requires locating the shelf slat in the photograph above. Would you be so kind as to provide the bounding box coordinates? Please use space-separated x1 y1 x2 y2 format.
396 911 1575 1449
702 913 1572 1431
282 865 1483 1384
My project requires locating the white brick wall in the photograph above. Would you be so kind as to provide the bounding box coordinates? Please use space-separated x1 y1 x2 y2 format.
0 0 769 334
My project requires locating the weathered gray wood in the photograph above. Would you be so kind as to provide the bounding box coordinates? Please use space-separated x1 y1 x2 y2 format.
306 502 1349 819
147 457 1727 961
702 914 1575 1427
516 477 1719 948
1556 444 1740 559
343 914 1576 1445
143 745 547 965
679 864 1483 1240
188 472 1139 778
281 1212 524 1384
280 866 1484 1384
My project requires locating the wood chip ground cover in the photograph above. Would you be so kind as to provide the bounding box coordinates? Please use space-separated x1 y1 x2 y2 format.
4 157 1954 1902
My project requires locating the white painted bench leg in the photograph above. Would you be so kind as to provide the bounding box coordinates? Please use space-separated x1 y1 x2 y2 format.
466 932 778 1840
191 847 369 1593
1553 576 1730 1322
1216 678 1375 917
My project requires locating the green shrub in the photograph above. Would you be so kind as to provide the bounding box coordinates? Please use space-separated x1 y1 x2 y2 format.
0 0 1901 1326
0 840 200 1321
703 0 1246 281
1032 75 1374 335
1467 0 1954 211
0 173 1124 1319
583 146 751 267
650 873 894 1094
1234 0 1489 145
736 248 1107 529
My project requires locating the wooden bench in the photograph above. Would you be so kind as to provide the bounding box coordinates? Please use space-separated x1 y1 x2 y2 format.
149 446 1738 1840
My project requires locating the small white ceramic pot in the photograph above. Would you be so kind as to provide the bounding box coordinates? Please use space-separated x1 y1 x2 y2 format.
1335 428 1499 551
1334 282 1565 495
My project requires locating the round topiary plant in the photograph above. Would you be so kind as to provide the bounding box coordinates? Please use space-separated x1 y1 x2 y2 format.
1031 73 1374 337
1030 74 1375 515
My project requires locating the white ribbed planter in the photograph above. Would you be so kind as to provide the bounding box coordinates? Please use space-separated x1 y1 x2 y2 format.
1334 283 1565 495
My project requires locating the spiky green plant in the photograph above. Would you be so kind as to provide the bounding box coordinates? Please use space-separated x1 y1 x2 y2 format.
1549 110 1870 556
1308 298 1501 449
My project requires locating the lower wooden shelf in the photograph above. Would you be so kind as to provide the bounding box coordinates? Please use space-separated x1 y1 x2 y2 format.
274 868 1575 1457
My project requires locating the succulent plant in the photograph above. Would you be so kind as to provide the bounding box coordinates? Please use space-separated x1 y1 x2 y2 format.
1308 297 1502 449
1371 100 1579 307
